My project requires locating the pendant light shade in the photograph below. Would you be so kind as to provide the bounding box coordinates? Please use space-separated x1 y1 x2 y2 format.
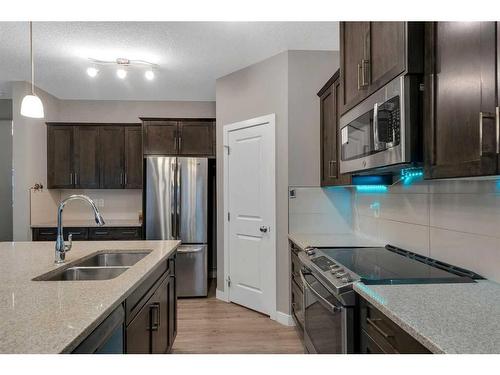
20 94 44 118
21 21 44 119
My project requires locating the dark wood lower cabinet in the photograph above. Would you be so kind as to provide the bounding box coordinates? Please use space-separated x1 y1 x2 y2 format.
75 253 177 354
358 297 431 354
32 227 142 241
126 255 177 354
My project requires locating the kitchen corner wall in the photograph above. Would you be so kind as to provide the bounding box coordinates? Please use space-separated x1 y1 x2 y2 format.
11 81 216 240
216 50 339 315
353 179 500 283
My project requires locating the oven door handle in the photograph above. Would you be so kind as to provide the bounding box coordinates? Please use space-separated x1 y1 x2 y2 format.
372 102 379 151
300 270 342 314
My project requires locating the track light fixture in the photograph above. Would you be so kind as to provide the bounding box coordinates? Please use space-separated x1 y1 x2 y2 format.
85 57 158 81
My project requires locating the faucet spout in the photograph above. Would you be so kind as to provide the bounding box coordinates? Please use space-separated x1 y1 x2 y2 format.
55 194 105 264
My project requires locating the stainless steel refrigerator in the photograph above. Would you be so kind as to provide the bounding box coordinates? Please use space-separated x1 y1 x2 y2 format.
145 156 208 297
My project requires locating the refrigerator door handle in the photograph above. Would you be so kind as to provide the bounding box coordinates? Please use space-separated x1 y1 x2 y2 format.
170 159 177 240
176 159 181 239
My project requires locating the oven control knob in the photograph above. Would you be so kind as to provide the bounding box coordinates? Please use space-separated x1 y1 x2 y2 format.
341 276 352 283
306 249 316 256
335 272 347 279
330 267 340 274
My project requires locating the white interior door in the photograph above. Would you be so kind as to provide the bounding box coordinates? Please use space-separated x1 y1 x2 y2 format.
225 114 275 316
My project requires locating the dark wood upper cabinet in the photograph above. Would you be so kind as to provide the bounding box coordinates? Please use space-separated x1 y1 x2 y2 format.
318 71 351 187
142 118 215 157
424 22 498 179
47 123 142 190
74 126 100 189
143 120 178 155
100 126 125 189
124 127 143 188
341 22 371 113
47 126 74 189
178 120 214 156
340 22 423 114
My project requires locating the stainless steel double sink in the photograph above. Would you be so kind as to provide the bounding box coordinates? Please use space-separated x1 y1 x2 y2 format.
34 251 152 281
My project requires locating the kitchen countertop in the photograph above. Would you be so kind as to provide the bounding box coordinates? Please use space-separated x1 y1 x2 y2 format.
354 281 500 354
31 219 142 228
0 240 180 353
288 232 381 250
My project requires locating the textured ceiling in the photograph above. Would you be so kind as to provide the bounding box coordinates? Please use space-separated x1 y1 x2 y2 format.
0 22 339 101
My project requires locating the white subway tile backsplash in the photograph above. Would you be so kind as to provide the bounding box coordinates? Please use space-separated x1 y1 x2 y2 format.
430 193 500 238
430 227 500 282
289 213 352 234
378 220 430 257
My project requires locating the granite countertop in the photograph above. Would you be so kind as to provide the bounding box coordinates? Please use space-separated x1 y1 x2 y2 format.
288 232 381 250
31 219 142 228
354 281 500 354
0 240 180 353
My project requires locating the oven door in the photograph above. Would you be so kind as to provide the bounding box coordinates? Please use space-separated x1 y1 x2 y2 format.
339 75 405 174
300 269 351 354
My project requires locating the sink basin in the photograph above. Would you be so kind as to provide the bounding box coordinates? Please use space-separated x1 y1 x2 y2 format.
74 251 151 268
33 250 152 281
36 266 129 281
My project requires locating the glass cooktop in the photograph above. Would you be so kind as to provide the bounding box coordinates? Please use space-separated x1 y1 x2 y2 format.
316 246 483 285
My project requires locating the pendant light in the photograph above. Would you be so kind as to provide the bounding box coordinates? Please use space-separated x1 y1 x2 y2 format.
20 21 44 119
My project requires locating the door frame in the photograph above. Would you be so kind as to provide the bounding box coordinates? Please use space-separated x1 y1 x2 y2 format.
222 114 277 321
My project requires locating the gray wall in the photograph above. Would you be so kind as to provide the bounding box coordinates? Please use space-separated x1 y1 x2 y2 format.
0 100 13 241
288 50 340 186
57 99 215 123
215 50 339 315
12 82 59 241
10 81 216 240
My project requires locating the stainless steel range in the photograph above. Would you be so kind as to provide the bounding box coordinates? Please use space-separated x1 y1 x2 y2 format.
298 245 483 354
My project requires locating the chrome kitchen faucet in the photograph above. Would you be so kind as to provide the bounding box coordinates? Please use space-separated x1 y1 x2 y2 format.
55 195 105 264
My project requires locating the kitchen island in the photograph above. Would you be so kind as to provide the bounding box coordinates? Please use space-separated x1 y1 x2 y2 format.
0 240 180 353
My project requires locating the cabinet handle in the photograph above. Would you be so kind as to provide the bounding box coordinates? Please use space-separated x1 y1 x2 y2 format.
496 107 499 155
361 59 370 87
366 317 393 339
124 173 128 186
40 231 55 235
479 111 495 157
70 172 73 186
120 231 137 235
75 172 78 186
94 231 109 235
150 303 160 331
178 136 182 152
357 63 362 90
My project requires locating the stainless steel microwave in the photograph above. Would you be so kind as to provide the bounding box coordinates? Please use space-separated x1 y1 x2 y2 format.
339 74 421 174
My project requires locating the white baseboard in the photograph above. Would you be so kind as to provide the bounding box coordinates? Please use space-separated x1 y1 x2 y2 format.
275 311 295 327
216 288 228 302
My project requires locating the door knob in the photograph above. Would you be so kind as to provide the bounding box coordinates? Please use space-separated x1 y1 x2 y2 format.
259 226 268 233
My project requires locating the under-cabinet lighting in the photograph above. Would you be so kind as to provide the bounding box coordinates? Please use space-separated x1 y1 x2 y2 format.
355 185 388 193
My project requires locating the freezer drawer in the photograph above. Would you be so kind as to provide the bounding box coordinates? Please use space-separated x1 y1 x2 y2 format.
176 244 207 297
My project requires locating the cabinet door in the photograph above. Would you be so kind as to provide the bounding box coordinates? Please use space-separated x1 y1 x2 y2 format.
124 126 143 188
424 22 498 179
334 79 352 185
126 297 153 354
47 125 74 188
167 265 177 351
143 121 178 155
369 22 406 92
340 22 370 113
151 276 169 354
100 126 125 188
74 126 101 188
320 83 337 186
178 120 214 156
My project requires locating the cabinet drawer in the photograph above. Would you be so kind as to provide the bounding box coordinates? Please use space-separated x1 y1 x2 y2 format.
32 227 88 241
291 250 303 288
360 298 431 354
360 329 385 354
291 279 304 330
89 227 142 241
125 258 170 325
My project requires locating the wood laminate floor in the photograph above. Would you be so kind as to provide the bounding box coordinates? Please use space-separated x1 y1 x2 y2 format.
171 279 304 354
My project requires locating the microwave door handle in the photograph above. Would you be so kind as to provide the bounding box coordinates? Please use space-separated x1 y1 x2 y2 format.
300 270 341 314
372 102 379 151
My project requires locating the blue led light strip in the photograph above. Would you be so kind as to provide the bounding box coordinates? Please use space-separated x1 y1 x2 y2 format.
355 185 388 193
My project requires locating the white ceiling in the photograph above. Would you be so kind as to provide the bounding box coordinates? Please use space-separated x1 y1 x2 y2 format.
0 22 339 101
